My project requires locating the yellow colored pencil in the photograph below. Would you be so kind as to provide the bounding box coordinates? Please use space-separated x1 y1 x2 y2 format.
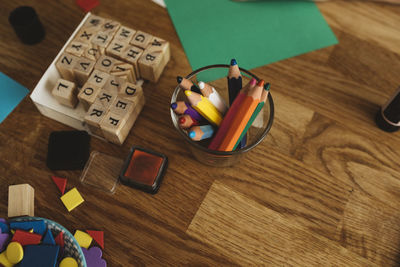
185 90 223 126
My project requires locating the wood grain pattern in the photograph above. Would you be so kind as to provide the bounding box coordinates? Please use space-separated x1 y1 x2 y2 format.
0 0 400 265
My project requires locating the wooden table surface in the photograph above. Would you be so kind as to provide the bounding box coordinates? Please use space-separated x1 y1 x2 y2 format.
1 0 400 266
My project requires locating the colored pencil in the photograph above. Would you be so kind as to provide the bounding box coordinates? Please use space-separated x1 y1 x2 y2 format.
208 78 256 150
179 114 199 129
177 76 201 94
170 101 203 122
188 125 214 141
233 83 270 150
218 79 264 151
185 90 223 126
227 58 246 149
227 58 242 105
198 81 228 114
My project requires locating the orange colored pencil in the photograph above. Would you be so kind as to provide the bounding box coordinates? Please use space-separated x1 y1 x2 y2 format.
218 79 264 151
208 78 256 150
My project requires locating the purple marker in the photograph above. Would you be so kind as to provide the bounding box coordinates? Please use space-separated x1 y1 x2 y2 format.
171 101 203 122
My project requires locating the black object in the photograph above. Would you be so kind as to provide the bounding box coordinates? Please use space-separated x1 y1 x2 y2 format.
9 6 45 45
47 131 91 170
375 87 400 132
119 146 168 194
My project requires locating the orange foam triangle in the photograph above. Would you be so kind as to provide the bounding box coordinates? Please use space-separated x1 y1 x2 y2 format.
51 176 67 195
86 230 104 249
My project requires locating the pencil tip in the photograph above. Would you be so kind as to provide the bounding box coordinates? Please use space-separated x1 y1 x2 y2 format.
257 79 265 87
177 76 183 83
171 103 177 109
179 117 186 124
264 83 270 91
198 81 205 89
189 131 196 139
230 58 237 66
185 90 192 96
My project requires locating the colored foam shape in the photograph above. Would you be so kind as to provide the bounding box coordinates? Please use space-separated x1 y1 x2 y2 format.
11 229 42 246
0 222 9 234
0 219 6 223
76 0 99 12
10 220 46 235
46 131 91 171
43 229 56 245
0 251 12 267
0 72 29 124
52 176 67 195
17 244 59 267
60 257 78 267
82 246 106 267
6 241 23 264
0 233 9 252
60 187 85 212
74 230 92 249
86 230 104 249
54 232 65 248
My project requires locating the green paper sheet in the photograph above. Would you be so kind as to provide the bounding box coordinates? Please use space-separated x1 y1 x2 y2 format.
165 0 338 81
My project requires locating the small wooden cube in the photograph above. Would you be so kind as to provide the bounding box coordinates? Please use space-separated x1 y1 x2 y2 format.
105 39 127 60
91 32 113 54
94 55 116 73
129 30 153 49
100 20 121 35
55 53 79 81
100 111 128 144
78 82 101 110
109 96 135 116
84 103 107 137
52 79 78 108
83 14 105 29
75 27 97 43
103 75 126 92
110 61 136 83
8 184 34 217
119 82 144 102
114 26 136 43
122 45 144 78
65 41 89 57
94 89 118 110
138 37 170 82
87 70 110 88
74 58 96 87
83 47 101 61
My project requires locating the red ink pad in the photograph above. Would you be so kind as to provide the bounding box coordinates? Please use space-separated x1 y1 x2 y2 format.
119 146 168 194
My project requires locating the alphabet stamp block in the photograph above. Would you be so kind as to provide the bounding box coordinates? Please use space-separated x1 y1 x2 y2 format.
84 103 107 137
75 27 97 43
103 75 126 92
122 45 144 78
105 40 127 60
65 41 89 57
110 62 136 83
94 55 116 73
114 26 136 43
55 52 79 81
138 37 170 82
51 79 78 108
84 47 101 61
83 14 105 29
94 89 118 110
78 82 102 110
87 69 110 88
91 32 113 55
130 30 153 49
74 58 96 87
100 20 121 35
119 82 143 102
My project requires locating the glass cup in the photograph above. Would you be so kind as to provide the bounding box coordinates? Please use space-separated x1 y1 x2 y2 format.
170 64 274 167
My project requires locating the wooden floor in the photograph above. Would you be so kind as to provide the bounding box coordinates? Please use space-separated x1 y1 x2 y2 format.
1 0 400 266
